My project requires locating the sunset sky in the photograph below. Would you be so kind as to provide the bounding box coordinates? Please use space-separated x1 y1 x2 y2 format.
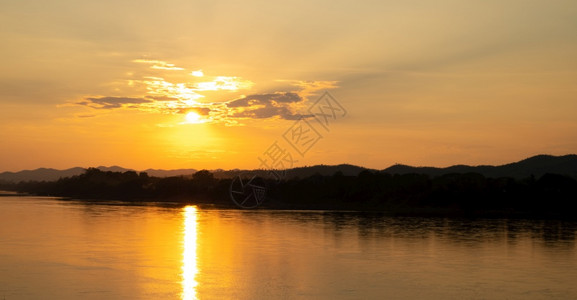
1 0 576 172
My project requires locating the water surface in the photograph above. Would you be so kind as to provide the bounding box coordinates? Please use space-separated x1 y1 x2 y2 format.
1 196 576 299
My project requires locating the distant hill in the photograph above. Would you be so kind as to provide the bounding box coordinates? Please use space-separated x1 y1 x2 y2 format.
142 168 197 178
284 164 371 178
0 166 197 183
208 164 371 180
0 167 87 182
0 164 369 183
1 154 575 183
94 166 132 173
382 154 577 179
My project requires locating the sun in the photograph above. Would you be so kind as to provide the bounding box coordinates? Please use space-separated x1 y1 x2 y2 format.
185 111 203 124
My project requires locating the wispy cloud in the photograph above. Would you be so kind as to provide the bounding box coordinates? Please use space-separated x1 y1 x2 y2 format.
77 96 149 109
277 80 339 98
227 92 302 107
139 77 204 101
194 76 254 91
191 70 204 77
225 92 309 120
133 59 184 70
177 91 319 124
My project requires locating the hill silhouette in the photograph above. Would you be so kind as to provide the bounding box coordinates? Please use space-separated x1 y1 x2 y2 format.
2 157 577 218
1 154 575 183
382 154 577 179
0 166 197 183
0 167 86 182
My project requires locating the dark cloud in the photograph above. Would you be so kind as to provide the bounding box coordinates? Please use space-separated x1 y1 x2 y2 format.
227 92 302 108
191 107 211 116
78 96 149 109
225 92 310 120
232 107 311 120
145 95 180 101
75 91 314 122
178 107 211 115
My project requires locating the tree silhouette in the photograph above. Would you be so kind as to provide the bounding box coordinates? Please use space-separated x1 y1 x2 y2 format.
4 167 577 218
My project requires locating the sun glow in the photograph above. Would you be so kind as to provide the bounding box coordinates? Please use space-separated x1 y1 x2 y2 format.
182 206 199 300
185 112 204 124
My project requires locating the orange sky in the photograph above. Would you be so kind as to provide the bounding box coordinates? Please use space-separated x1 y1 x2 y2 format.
1 0 576 172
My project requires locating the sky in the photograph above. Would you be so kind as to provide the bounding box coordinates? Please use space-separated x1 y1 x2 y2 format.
1 0 576 172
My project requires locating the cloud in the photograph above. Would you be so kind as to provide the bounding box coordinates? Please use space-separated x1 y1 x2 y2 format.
73 59 340 125
133 59 184 70
179 107 211 116
76 89 331 124
190 107 211 116
194 76 254 91
140 77 204 101
80 88 335 123
191 70 204 77
77 96 149 109
76 114 96 118
144 95 180 101
277 80 339 97
221 92 308 120
231 106 308 120
227 92 301 107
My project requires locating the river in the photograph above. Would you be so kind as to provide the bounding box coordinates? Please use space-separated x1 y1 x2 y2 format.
1 196 576 299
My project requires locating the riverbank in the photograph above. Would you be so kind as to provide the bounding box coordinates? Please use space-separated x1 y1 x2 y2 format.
2 168 576 219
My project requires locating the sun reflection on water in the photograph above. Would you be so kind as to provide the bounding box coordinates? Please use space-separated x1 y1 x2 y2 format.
182 206 198 300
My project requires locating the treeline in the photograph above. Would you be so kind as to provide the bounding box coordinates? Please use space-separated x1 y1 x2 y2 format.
0 168 231 205
2 168 577 217
269 171 577 217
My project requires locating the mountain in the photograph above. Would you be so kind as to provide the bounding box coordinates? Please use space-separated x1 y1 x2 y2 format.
284 164 372 178
0 167 86 182
142 168 197 177
207 164 371 180
0 166 196 183
94 166 133 173
382 154 577 179
1 154 575 183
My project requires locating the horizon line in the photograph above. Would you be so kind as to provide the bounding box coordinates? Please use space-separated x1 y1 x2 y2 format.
1 153 575 174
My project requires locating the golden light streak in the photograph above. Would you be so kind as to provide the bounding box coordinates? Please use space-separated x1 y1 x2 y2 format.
182 206 199 300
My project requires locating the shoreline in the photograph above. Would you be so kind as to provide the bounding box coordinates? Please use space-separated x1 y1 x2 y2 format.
4 192 576 220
